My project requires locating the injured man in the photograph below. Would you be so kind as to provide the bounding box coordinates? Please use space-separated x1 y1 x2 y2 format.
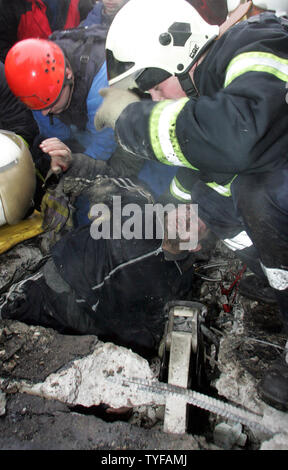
0 168 200 359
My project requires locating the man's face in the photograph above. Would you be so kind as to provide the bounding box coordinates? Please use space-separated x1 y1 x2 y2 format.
41 67 73 116
148 76 187 101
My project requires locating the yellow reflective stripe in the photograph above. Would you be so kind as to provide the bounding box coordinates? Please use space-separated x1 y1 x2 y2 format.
206 181 232 197
149 98 198 169
170 177 192 202
206 174 237 197
17 135 29 148
224 52 288 87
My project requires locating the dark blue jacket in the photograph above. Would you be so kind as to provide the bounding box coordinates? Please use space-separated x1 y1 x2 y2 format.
82 1 103 26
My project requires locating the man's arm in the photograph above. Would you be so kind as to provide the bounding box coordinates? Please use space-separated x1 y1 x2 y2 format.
114 70 288 175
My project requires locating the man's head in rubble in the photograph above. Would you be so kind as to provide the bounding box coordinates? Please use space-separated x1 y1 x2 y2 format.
4 38 74 115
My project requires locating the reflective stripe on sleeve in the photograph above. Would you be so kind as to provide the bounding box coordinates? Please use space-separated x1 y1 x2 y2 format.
149 98 198 169
224 52 288 87
206 181 232 197
170 176 192 202
223 230 253 251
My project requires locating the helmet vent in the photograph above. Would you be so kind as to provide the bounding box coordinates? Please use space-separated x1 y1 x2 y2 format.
168 22 192 47
159 33 172 46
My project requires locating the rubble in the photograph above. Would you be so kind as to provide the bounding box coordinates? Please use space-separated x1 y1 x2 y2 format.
0 239 287 450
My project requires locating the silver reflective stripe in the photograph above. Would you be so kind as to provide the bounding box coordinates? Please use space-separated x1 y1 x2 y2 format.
157 99 191 166
206 181 232 197
224 51 288 87
260 262 288 291
170 177 192 202
223 230 253 251
150 98 197 169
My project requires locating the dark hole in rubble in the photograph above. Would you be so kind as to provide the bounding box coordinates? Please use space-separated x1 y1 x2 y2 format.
68 403 133 423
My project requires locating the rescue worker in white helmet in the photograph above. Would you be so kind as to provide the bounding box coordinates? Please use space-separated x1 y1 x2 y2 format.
94 0 288 411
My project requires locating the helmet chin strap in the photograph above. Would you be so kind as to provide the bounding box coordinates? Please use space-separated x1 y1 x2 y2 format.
49 75 74 117
178 72 198 97
179 1 253 98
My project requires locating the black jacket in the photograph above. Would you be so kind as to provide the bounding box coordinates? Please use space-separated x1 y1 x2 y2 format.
0 61 38 146
50 24 108 130
115 13 288 193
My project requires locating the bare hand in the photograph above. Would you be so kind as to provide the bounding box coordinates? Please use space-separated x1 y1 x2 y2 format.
162 204 207 254
39 137 72 173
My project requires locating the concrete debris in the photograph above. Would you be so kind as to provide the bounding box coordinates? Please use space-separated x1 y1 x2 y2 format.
1 341 163 409
0 238 287 449
260 433 288 450
213 422 247 449
0 394 209 450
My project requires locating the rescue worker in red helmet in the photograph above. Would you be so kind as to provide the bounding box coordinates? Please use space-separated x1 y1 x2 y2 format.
4 30 179 207
4 31 118 229
5 38 71 113
94 0 288 411
0 58 71 226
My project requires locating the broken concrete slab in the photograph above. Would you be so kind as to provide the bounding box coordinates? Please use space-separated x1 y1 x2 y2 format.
0 320 160 410
0 239 287 450
0 394 210 450
0 319 217 450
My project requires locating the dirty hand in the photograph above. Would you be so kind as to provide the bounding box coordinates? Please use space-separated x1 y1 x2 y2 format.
162 204 207 259
94 88 140 130
39 137 72 174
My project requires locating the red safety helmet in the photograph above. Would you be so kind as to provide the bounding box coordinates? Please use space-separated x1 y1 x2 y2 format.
5 38 66 110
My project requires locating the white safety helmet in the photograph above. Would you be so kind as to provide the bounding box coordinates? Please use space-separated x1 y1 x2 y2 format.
227 0 288 15
0 130 36 226
106 0 219 93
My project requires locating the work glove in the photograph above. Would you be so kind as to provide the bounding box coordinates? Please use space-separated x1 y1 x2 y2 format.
41 180 74 246
94 88 140 130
